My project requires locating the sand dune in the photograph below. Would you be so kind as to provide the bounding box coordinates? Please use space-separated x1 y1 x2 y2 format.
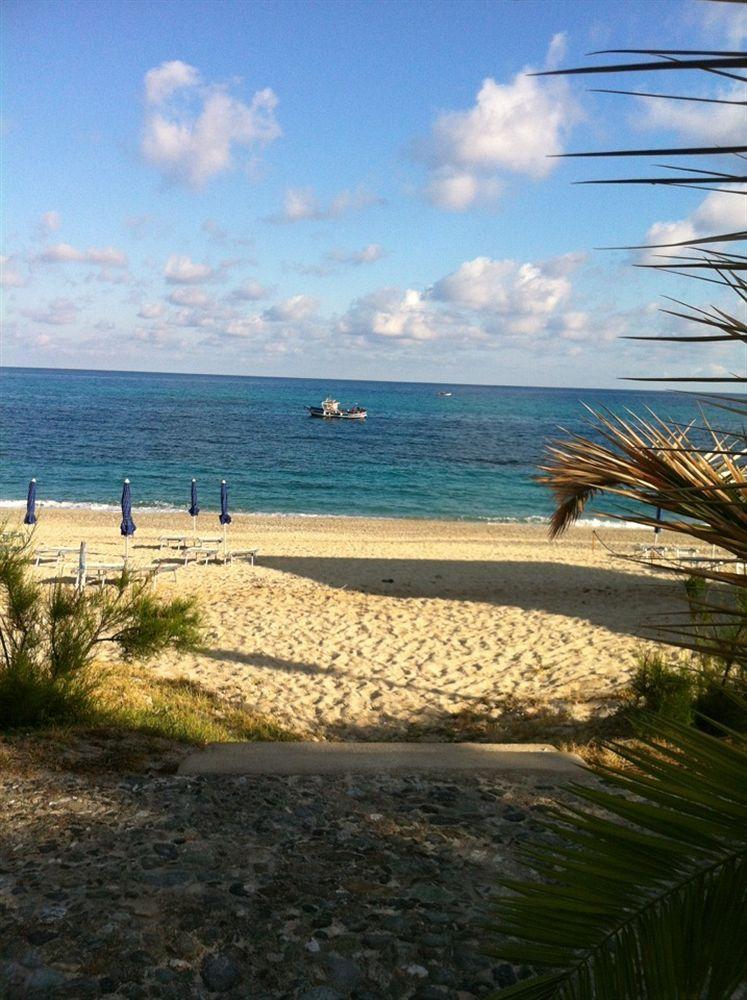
19 509 686 738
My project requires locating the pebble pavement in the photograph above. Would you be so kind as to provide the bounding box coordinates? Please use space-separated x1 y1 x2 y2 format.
0 765 572 999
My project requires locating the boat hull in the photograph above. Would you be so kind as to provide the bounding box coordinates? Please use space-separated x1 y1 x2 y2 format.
307 407 367 419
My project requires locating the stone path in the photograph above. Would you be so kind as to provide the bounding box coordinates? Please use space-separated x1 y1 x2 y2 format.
0 764 577 999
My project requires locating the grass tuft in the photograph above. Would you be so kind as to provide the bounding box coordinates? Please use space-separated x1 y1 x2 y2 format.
94 662 298 745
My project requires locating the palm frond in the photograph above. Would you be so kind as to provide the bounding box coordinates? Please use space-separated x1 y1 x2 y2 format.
539 407 747 555
489 718 747 1000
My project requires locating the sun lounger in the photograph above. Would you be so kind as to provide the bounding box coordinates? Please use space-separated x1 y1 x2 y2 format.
182 546 219 566
159 535 188 550
632 543 700 560
75 560 126 589
195 536 223 547
34 546 81 567
126 561 181 588
673 556 746 574
224 548 260 565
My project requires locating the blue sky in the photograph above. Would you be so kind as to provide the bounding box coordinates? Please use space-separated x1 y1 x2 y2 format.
1 0 744 386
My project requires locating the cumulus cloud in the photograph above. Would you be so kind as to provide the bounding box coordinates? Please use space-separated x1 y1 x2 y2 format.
641 189 746 262
0 255 25 288
419 37 580 210
430 253 584 335
329 243 385 266
338 287 444 342
36 243 127 266
144 60 200 105
137 302 165 319
141 60 280 188
21 297 79 326
263 294 318 322
268 186 383 223
167 287 212 307
291 243 386 277
230 279 270 301
223 315 268 339
636 83 747 146
338 252 591 345
163 254 215 284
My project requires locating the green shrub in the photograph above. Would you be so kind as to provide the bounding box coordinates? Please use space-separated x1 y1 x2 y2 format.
629 651 698 725
0 539 203 729
694 681 747 736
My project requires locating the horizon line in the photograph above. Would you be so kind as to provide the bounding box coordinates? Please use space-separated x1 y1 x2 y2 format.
0 362 686 394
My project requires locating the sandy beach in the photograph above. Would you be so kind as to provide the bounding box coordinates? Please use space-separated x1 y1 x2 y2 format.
16 508 686 739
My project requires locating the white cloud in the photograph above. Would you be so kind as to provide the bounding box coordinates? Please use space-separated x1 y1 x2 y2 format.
268 186 383 223
291 243 387 277
0 255 25 287
329 243 385 266
545 32 567 71
141 61 280 188
637 83 747 146
224 315 268 339
641 189 746 262
167 287 212 307
420 38 581 210
691 2 747 50
430 253 583 335
264 294 318 322
21 297 79 326
37 243 127 266
39 211 61 235
164 254 215 284
230 279 269 301
137 302 165 319
144 60 201 105
339 252 592 345
338 287 447 343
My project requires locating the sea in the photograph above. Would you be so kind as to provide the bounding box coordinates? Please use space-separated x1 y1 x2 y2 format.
0 366 706 524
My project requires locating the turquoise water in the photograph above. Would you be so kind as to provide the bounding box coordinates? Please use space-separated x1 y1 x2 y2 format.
0 366 704 522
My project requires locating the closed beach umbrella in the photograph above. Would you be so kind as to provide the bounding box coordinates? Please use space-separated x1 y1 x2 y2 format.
189 479 200 540
654 506 663 537
120 478 136 559
219 479 232 558
24 478 37 526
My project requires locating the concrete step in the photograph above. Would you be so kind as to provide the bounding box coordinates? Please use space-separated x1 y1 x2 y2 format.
178 741 587 777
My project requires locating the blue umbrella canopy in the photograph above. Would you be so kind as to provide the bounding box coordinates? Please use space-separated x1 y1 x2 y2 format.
120 479 136 537
189 479 200 518
24 478 37 525
654 506 663 536
219 480 232 525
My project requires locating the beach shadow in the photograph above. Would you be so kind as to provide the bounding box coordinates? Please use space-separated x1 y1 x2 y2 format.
204 648 336 678
258 555 682 637
204 648 489 704
321 699 631 748
200 649 630 728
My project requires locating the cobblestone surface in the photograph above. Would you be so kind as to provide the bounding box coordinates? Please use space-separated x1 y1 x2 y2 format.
0 762 570 998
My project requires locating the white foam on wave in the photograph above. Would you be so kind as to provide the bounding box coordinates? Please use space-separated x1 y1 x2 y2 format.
0 497 651 528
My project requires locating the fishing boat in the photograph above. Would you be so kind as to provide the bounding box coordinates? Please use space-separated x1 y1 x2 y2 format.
307 397 367 420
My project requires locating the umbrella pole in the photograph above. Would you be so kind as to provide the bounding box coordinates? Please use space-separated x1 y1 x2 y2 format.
193 515 196 543
77 541 87 591
223 524 227 561
124 534 129 563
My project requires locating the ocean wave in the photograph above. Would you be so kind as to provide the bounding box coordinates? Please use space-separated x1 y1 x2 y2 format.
0 497 649 528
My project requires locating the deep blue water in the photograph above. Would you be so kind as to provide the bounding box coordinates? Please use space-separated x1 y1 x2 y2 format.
0 367 705 521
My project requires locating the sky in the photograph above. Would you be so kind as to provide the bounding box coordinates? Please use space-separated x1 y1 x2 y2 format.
1 0 745 387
